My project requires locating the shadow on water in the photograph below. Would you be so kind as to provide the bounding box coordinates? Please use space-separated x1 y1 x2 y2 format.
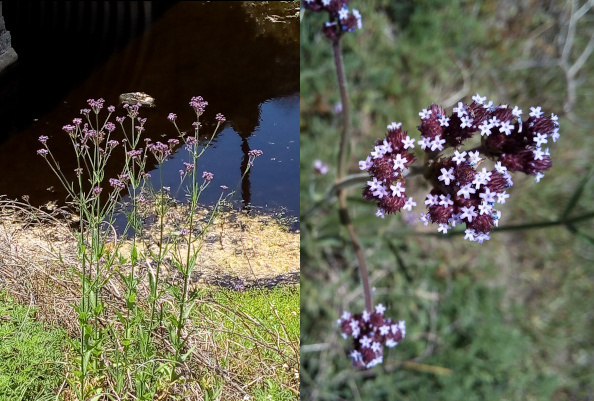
0 1 299 227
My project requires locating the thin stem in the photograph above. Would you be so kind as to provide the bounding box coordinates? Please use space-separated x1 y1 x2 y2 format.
332 38 372 313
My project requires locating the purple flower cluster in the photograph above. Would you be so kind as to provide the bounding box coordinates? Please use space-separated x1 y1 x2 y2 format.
360 122 417 219
361 94 560 242
189 96 208 116
147 141 171 163
337 304 405 369
248 149 263 157
87 98 105 114
303 0 362 40
215 113 226 123
202 171 214 181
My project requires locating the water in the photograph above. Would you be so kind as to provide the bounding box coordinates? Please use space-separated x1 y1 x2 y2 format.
0 1 299 224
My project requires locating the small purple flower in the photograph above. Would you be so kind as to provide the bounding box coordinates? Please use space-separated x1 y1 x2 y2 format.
74 168 83 176
93 186 103 195
37 149 49 156
87 98 105 114
124 103 141 119
216 113 226 123
107 140 119 148
80 108 90 116
38 135 49 144
109 178 125 189
183 162 195 172
62 125 76 135
313 159 329 175
248 149 263 157
107 105 115 113
116 116 126 124
72 118 82 126
180 228 190 236
220 185 228 190
127 149 143 159
104 122 116 132
167 138 179 148
202 171 214 181
167 113 177 122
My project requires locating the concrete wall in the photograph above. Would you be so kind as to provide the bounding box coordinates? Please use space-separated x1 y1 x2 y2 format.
0 1 18 74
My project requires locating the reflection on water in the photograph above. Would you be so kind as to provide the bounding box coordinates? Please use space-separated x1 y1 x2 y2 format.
0 1 299 222
152 95 299 217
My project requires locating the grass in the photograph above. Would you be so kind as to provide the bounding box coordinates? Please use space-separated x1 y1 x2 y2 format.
301 1 594 400
0 286 299 400
0 199 300 400
0 291 69 401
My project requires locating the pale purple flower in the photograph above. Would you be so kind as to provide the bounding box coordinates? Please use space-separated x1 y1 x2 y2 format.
202 171 214 181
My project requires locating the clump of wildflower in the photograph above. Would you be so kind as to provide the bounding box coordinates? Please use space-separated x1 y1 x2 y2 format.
360 122 416 219
216 113 226 123
362 94 560 242
38 135 49 144
337 304 405 369
303 0 362 41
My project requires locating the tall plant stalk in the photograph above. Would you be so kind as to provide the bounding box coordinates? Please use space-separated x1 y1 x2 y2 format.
332 38 373 313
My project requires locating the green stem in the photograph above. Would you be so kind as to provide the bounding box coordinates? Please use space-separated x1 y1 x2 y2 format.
332 38 372 313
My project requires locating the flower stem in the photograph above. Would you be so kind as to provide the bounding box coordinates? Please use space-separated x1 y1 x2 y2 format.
332 38 372 313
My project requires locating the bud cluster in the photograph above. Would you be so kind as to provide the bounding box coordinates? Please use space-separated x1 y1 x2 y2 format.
360 94 560 242
303 0 362 41
337 304 405 369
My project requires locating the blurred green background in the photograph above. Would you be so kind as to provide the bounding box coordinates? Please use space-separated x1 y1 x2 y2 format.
300 0 594 400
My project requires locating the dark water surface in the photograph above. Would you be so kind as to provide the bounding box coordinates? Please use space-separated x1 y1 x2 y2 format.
0 2 299 222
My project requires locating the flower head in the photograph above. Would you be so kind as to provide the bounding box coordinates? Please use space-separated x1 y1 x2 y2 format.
362 95 559 241
338 305 405 369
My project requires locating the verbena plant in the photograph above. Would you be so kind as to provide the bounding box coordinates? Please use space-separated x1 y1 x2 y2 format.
302 0 565 370
37 97 262 399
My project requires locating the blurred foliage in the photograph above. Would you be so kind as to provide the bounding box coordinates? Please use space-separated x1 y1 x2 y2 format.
301 0 594 400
